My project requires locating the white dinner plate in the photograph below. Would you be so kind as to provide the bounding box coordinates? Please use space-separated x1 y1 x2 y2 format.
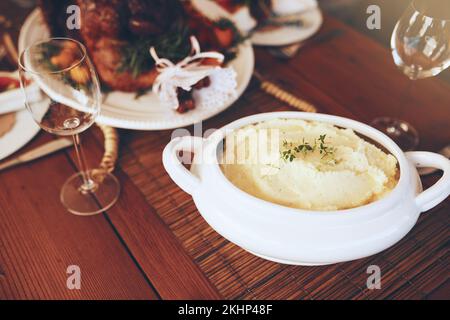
252 0 323 46
0 72 40 161
19 9 255 130
193 0 323 47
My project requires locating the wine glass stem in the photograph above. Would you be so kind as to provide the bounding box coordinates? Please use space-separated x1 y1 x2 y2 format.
72 134 97 193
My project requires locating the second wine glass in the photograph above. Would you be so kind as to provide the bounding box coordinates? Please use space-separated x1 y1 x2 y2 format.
19 37 120 216
371 0 450 151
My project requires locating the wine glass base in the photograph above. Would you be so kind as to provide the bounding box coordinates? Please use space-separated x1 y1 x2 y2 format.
371 117 419 151
60 171 120 216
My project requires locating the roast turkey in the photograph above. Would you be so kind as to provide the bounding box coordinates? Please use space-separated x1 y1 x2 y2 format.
38 0 235 92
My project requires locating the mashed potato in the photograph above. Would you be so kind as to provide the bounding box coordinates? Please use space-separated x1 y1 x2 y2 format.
220 119 399 211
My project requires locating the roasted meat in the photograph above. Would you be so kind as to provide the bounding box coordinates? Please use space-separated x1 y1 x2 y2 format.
38 0 235 92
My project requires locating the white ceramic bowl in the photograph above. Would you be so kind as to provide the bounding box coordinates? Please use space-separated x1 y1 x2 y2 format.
163 112 450 265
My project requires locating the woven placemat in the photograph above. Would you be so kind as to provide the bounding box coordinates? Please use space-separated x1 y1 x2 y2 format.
119 83 449 300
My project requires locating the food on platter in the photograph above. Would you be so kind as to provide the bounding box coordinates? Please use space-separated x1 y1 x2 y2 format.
0 77 20 93
0 76 20 138
37 0 244 113
220 119 399 211
0 76 20 93
215 0 263 32
150 36 237 112
0 113 16 138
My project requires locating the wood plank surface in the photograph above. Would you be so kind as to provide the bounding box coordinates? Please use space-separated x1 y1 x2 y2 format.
85 128 222 300
0 134 158 300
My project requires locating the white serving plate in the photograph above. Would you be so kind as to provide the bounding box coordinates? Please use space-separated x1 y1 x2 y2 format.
162 112 450 265
193 0 323 46
19 9 254 130
0 71 40 161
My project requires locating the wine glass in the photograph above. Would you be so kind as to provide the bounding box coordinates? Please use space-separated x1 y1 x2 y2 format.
19 38 120 216
371 0 450 151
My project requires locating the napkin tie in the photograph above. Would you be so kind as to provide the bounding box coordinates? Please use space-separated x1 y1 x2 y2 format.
150 36 225 109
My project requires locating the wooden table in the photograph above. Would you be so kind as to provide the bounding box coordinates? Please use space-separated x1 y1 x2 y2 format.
0 6 449 300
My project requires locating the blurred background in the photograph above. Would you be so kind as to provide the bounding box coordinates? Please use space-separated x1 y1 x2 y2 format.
321 0 450 82
1 0 449 82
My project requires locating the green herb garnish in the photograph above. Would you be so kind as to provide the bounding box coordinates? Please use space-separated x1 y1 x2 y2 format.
117 22 192 79
281 134 336 162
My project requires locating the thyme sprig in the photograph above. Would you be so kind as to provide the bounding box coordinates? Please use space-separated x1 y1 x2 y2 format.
281 135 336 162
118 22 192 79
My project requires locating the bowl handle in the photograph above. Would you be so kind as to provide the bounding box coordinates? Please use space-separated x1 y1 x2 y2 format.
162 136 204 195
406 151 450 212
